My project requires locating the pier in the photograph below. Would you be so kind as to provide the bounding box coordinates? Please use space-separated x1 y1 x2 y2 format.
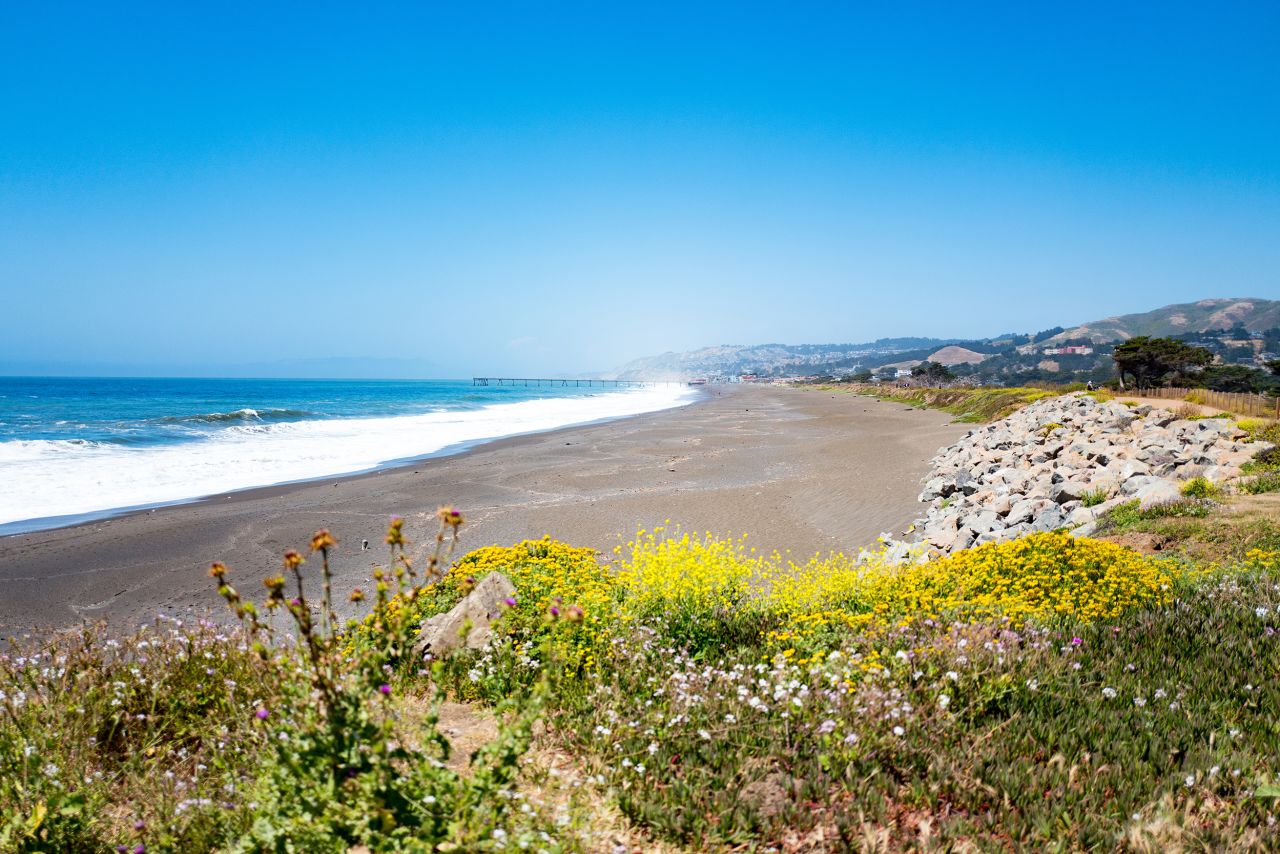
473 377 675 388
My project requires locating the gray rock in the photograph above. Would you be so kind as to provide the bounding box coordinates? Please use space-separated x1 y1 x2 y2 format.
1067 505 1097 526
1051 482 1088 504
416 572 517 658
1006 498 1038 525
1135 480 1183 510
1120 475 1161 496
1032 506 1067 531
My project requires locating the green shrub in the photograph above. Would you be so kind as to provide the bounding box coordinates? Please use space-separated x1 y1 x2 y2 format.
1240 472 1280 495
1080 487 1109 507
1242 445 1280 475
1180 477 1223 500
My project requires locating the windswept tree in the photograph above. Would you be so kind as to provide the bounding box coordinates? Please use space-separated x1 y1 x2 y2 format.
1268 358 1280 377
1112 337 1214 389
911 361 956 383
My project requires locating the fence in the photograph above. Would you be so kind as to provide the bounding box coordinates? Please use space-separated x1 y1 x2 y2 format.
1130 386 1279 419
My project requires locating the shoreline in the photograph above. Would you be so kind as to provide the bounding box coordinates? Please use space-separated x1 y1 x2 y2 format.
0 387 706 538
0 386 966 635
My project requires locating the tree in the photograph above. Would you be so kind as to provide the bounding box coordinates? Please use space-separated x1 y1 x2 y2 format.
1112 337 1214 389
849 370 874 383
1031 326 1066 343
1268 359 1280 377
911 361 956 383
1192 365 1269 393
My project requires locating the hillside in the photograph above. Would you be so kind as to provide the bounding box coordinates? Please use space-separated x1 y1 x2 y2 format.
1042 298 1280 344
606 298 1280 383
927 345 991 366
605 338 955 380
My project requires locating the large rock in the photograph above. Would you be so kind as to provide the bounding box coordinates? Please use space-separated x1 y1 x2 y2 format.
1134 480 1183 510
1031 506 1067 531
416 572 516 658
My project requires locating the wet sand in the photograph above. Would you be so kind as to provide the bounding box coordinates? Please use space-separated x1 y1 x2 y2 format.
0 386 966 635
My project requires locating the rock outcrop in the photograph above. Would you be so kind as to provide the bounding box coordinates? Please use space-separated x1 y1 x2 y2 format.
914 394 1270 552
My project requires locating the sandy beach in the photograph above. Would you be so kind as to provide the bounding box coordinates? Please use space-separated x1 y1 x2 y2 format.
0 386 965 635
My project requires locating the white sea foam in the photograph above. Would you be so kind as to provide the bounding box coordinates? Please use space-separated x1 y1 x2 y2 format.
0 385 697 530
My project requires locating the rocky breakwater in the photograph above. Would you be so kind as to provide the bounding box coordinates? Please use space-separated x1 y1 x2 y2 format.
915 394 1270 553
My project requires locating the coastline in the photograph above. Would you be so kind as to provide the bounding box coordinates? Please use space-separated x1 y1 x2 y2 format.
0 386 966 635
0 380 701 535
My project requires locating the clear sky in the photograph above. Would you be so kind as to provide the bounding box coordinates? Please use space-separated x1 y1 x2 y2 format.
2 1 1277 377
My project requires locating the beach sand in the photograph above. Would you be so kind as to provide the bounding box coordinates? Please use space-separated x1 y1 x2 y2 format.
0 386 966 635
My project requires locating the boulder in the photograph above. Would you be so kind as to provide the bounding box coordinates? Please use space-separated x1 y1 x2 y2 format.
1005 498 1039 526
1031 506 1067 531
1134 480 1183 510
416 572 516 658
1050 481 1088 504
1067 505 1097 526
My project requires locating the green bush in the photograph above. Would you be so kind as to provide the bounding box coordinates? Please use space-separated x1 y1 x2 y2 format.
1243 445 1280 474
1180 477 1224 500
1080 487 1110 507
1240 472 1280 495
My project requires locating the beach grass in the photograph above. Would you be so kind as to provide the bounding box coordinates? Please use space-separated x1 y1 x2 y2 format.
820 384 1057 422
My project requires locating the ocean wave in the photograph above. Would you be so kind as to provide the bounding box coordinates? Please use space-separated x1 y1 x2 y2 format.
156 407 316 425
0 385 699 528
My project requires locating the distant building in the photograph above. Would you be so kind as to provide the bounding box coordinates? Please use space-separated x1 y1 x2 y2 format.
1043 345 1094 356
895 368 913 378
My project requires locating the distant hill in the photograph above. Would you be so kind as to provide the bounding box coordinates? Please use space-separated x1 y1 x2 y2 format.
1042 298 1280 345
605 338 955 380
606 298 1280 382
927 346 990 366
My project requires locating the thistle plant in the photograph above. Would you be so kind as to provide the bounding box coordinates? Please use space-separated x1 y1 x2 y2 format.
204 507 557 850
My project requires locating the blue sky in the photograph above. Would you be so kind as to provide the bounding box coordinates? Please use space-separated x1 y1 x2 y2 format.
2 1 1277 377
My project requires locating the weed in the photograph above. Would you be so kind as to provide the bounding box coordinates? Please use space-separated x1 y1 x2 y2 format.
1080 487 1110 507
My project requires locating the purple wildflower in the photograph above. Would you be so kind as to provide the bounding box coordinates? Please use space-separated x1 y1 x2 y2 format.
255 708 269 720
379 683 391 696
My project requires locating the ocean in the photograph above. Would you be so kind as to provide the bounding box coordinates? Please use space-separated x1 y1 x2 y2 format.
0 377 696 534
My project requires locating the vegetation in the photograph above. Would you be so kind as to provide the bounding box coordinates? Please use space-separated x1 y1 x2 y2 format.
1113 336 1214 390
1096 498 1215 534
909 360 955 382
6 506 1280 850
830 384 1056 422
1181 476 1224 500
1080 486 1110 507
1239 472 1280 495
1190 365 1278 394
